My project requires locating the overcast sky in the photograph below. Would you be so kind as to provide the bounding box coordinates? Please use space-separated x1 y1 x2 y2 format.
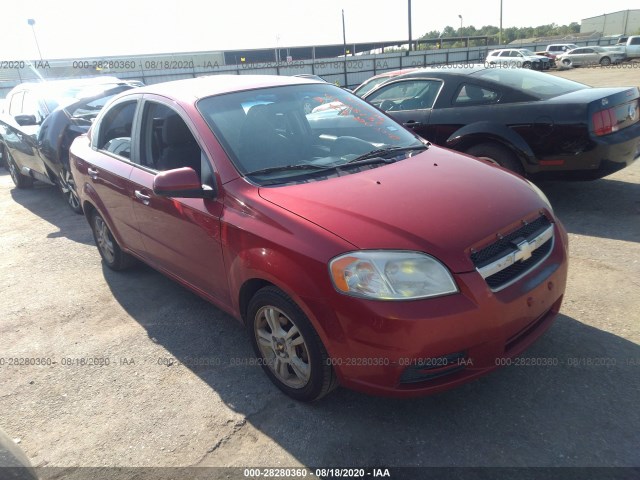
1 0 637 60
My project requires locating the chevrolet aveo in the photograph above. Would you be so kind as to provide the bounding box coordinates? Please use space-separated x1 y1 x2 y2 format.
69 75 568 401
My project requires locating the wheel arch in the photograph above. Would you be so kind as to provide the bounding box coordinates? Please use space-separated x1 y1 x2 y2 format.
230 250 347 359
445 122 536 168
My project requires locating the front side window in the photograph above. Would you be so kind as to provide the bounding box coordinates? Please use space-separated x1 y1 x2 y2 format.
365 79 442 111
139 101 204 176
96 100 137 159
197 84 424 186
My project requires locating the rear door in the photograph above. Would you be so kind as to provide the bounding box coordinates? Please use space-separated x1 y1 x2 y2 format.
75 95 145 252
128 96 229 303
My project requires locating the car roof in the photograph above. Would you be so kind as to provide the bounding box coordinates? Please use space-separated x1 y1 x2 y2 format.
131 74 322 103
392 64 487 78
10 76 127 91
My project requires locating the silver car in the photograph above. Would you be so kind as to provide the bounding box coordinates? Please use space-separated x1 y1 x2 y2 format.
557 46 626 67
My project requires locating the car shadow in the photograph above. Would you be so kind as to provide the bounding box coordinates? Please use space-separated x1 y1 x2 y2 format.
102 263 639 468
8 182 93 245
538 176 640 243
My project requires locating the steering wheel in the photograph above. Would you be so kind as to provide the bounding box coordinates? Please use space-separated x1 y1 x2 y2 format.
380 100 396 112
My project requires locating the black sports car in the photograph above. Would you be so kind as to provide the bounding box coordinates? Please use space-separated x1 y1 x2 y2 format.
0 77 140 212
360 65 640 180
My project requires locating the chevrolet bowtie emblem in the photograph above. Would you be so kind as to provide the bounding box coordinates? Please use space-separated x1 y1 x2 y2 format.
514 238 534 261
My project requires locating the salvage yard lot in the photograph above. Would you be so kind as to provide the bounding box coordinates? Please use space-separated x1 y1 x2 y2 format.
0 67 639 476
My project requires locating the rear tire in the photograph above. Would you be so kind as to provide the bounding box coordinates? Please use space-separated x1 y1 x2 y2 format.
90 211 135 271
6 149 33 189
247 286 338 402
465 142 524 176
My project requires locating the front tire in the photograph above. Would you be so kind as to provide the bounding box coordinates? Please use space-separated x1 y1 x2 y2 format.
90 211 135 270
465 142 524 176
247 287 337 401
6 150 33 189
599 57 611 66
58 168 83 214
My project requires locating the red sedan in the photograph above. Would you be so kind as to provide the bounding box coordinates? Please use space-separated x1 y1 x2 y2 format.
70 75 568 401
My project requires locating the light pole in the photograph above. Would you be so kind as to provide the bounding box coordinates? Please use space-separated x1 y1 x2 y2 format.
408 0 412 51
458 14 463 32
27 18 43 62
499 0 503 45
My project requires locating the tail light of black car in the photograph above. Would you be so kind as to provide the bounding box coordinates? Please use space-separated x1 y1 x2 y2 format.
592 99 639 136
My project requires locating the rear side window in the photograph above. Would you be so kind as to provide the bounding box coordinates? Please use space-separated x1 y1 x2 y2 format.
453 84 499 105
97 101 137 159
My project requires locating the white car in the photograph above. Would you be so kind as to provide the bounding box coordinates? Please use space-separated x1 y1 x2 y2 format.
485 49 552 70
556 46 626 67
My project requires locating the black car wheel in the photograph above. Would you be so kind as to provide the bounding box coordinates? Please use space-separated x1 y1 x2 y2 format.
6 150 33 189
90 211 135 271
599 57 611 66
465 143 524 176
58 168 83 214
247 286 337 402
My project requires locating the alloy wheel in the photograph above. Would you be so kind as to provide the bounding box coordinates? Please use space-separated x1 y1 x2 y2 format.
254 305 311 389
60 170 81 211
94 216 116 264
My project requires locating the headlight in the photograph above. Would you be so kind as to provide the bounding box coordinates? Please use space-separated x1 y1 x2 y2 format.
329 251 458 300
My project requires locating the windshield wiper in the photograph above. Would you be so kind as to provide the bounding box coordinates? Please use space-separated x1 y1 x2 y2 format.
347 144 429 164
245 163 333 176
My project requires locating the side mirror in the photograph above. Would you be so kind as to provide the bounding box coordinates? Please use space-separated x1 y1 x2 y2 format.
15 114 38 126
153 167 216 199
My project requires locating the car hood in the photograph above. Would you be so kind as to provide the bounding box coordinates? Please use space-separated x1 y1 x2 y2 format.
258 146 549 273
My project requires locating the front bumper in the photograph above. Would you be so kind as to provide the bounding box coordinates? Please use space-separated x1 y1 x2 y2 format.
306 221 569 398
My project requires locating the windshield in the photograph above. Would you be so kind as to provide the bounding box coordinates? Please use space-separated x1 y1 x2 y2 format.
198 84 425 185
519 49 537 56
473 68 587 99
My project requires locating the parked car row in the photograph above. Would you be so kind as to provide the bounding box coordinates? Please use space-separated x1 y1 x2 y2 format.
485 49 553 70
0 76 141 212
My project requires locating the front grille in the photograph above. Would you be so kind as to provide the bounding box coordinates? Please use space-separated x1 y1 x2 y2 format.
471 215 554 291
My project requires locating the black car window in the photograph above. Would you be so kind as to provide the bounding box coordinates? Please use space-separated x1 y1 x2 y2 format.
366 79 442 111
97 101 137 159
139 101 207 180
473 68 586 100
453 84 499 105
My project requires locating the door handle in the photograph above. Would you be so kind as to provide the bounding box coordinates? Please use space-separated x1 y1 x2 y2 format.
403 121 422 128
87 168 99 180
134 190 151 206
